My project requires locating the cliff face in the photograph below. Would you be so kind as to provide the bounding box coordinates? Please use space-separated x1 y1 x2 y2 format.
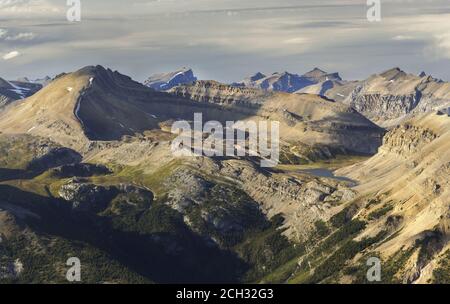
344 68 450 126
348 88 420 120
379 124 437 158
170 81 385 155
335 112 450 283
169 80 269 107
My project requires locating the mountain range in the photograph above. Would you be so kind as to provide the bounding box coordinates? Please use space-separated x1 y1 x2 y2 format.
0 78 42 110
232 68 343 94
342 68 450 126
142 66 450 127
0 64 448 284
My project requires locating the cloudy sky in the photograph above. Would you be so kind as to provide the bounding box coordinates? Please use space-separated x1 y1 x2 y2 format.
0 0 449 82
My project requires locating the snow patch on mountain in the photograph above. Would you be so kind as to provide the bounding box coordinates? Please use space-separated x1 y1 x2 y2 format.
7 81 31 99
144 67 197 91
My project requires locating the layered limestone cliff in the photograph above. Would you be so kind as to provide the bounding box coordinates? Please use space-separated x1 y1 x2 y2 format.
335 112 450 283
344 68 450 126
170 81 385 156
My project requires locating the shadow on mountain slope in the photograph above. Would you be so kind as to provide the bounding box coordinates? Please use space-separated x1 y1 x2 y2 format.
0 184 247 283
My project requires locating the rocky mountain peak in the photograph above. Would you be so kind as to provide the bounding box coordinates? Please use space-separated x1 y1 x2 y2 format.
0 65 165 148
144 67 197 91
304 67 327 77
279 71 294 76
313 67 326 72
343 67 450 126
380 67 406 80
247 72 266 82
75 65 113 77
303 68 342 82
235 68 345 93
70 65 143 94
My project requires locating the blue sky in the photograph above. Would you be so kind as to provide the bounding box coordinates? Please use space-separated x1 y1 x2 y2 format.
0 0 449 82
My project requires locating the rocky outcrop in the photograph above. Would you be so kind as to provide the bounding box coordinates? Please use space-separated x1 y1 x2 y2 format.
161 166 268 247
59 180 118 212
379 124 437 158
59 180 153 212
165 171 214 213
165 171 245 231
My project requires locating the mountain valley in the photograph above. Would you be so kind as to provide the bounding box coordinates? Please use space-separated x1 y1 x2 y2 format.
0 65 448 284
